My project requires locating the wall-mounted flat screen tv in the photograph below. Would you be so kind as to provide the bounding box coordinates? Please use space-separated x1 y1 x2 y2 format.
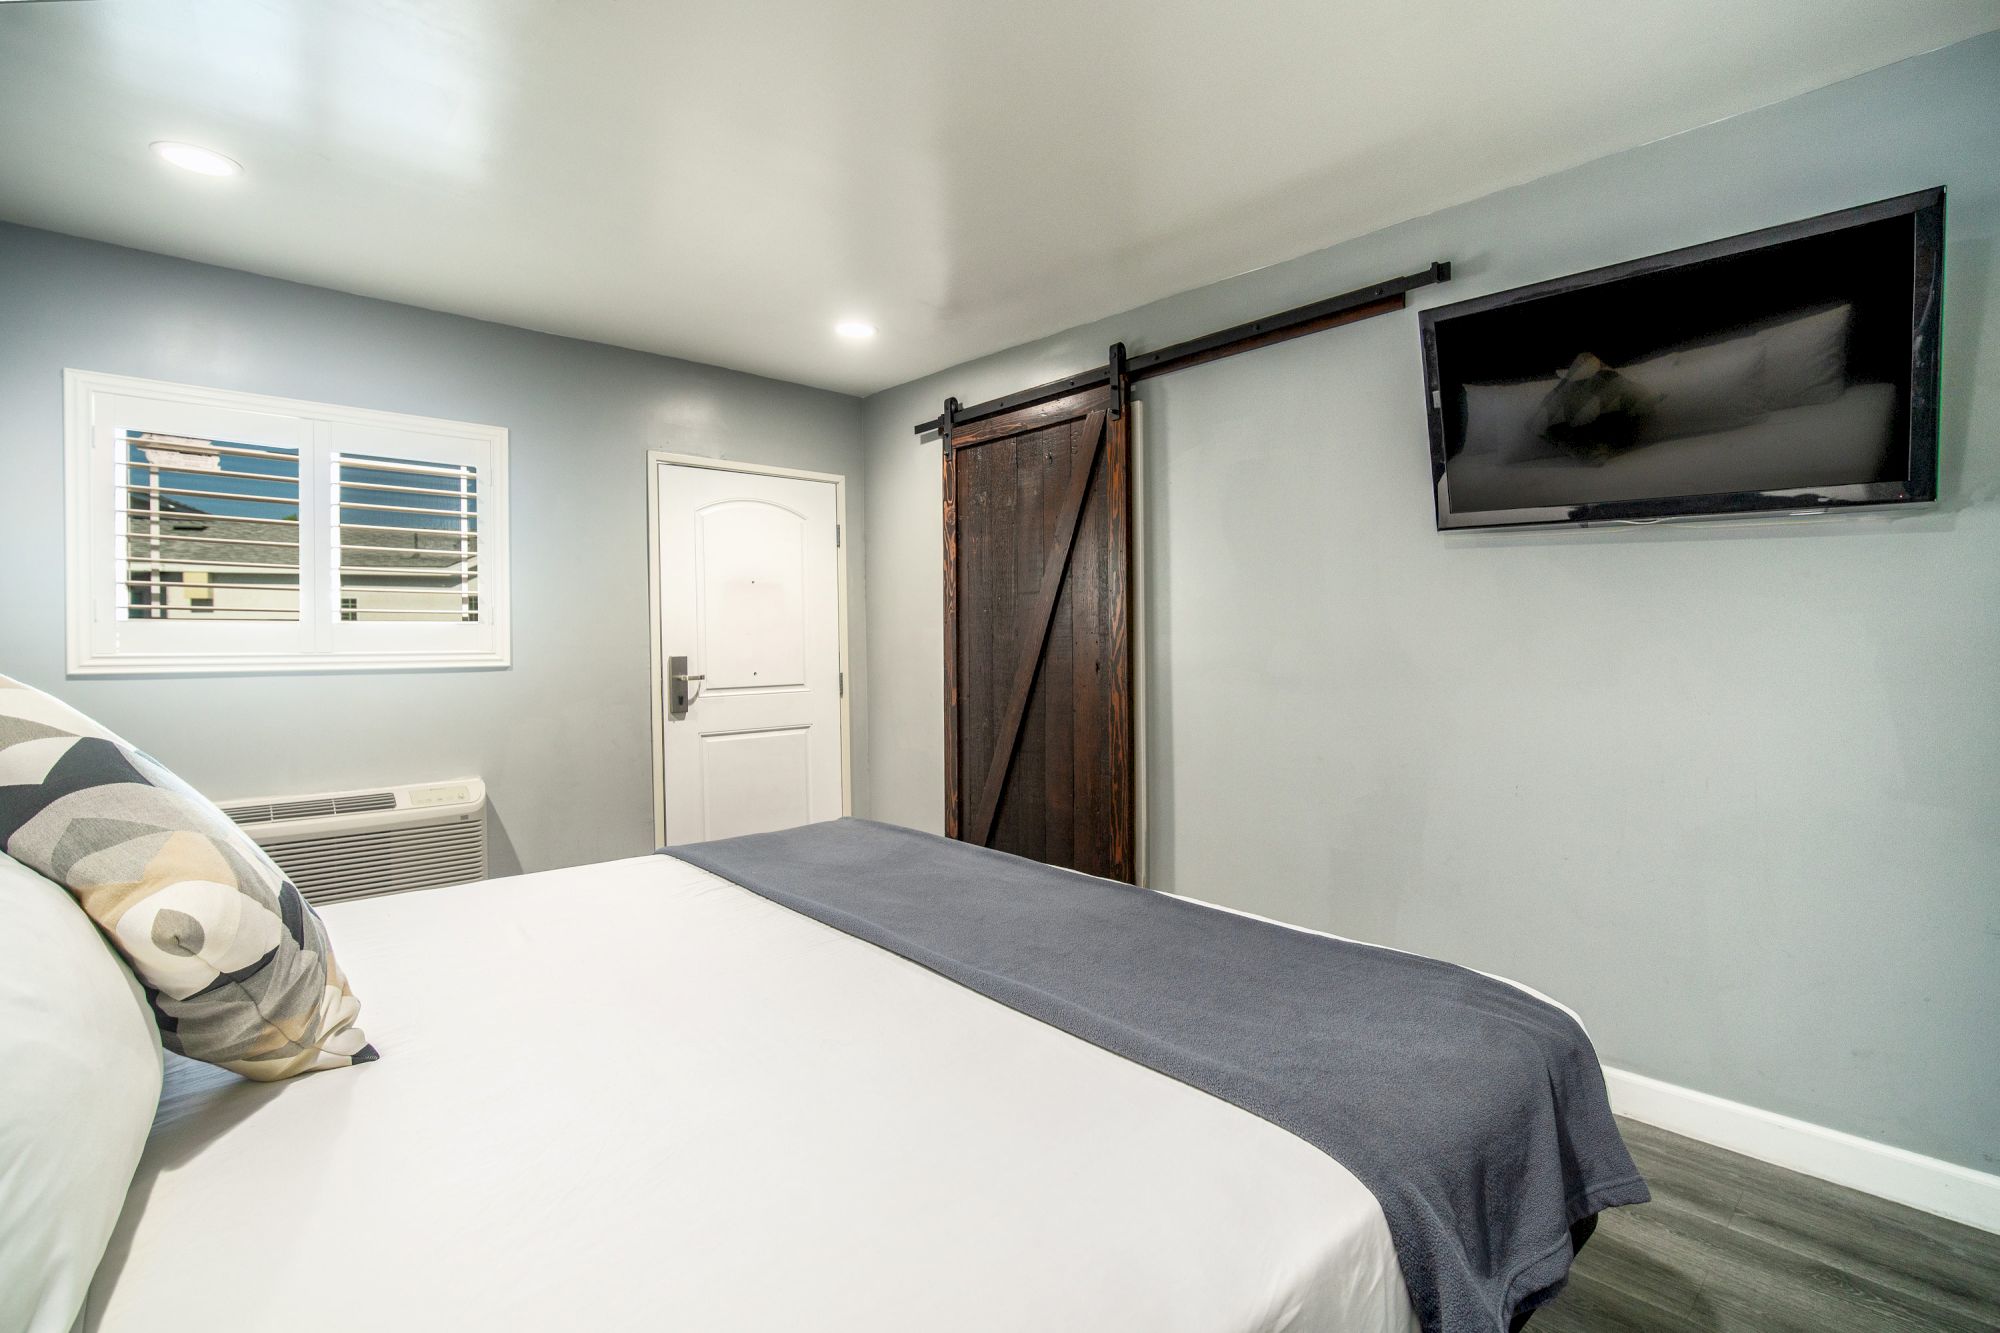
1420 189 1943 530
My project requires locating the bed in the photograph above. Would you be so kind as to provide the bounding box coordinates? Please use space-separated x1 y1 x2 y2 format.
85 851 1425 1333
4 657 1638 1333
65 812 1646 1333
8 673 1646 1333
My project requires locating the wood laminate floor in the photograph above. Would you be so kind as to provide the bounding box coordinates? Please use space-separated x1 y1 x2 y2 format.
1534 1119 2000 1332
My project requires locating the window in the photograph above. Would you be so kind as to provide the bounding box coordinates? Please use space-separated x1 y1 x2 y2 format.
66 371 508 674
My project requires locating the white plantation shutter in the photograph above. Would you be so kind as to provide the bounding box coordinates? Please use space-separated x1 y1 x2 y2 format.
67 372 508 674
324 420 505 663
334 452 481 624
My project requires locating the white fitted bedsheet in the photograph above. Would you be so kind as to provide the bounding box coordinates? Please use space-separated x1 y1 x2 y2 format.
86 854 1422 1333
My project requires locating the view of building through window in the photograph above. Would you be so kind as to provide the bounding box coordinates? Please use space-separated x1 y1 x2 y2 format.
121 432 301 621
119 434 480 625
334 451 480 624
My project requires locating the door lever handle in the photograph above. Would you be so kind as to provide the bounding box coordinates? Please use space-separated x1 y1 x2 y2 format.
667 655 705 716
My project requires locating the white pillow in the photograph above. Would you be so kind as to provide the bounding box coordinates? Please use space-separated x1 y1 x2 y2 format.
1459 378 1560 459
1627 334 1770 442
0 851 163 1333
1755 302 1852 410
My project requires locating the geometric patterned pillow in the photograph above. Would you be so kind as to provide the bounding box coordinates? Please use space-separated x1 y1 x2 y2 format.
0 675 375 1080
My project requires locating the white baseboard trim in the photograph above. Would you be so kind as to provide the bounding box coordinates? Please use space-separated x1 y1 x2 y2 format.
1603 1067 2000 1234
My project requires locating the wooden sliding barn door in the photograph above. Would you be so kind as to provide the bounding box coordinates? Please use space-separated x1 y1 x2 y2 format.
944 386 1133 881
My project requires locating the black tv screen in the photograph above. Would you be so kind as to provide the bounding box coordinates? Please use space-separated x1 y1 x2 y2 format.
1420 189 1943 530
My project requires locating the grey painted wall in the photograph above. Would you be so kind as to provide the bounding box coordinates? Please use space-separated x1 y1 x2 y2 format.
0 225 868 875
860 35 2000 1171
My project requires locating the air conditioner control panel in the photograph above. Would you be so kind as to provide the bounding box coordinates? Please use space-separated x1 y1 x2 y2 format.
408 782 475 808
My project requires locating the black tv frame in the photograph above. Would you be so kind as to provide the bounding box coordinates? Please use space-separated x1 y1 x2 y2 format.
1419 188 1944 531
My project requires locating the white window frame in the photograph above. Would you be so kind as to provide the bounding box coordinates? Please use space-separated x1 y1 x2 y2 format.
65 369 510 675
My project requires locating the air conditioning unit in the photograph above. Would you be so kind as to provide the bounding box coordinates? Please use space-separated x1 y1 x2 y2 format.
218 779 488 905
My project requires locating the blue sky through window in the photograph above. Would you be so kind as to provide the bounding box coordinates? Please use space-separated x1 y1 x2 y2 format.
122 433 298 519
338 452 478 535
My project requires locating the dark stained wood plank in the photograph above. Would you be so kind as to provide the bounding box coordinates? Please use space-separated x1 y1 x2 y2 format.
941 445 959 838
1066 416 1110 876
968 436 1018 836
966 410 1104 847
947 394 1097 448
1037 432 1076 867
1100 409 1133 881
991 422 1055 860
956 439 1004 836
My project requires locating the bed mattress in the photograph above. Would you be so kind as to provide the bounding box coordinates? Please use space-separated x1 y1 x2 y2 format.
86 854 1422 1333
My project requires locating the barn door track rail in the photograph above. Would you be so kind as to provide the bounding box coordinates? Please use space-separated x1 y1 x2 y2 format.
916 261 1451 441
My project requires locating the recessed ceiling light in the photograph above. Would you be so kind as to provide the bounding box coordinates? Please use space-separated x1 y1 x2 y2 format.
151 141 242 177
833 319 877 341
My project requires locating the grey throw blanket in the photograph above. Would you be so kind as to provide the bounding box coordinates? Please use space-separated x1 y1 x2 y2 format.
663 819 1647 1332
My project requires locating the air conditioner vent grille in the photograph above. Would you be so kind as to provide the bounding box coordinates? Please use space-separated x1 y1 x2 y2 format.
219 779 485 904
263 818 486 905
224 789 399 826
270 797 338 822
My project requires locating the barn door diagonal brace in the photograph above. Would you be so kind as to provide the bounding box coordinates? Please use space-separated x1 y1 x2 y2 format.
965 408 1108 846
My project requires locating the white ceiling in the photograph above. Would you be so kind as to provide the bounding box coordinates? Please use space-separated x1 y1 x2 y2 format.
1 2 1991 396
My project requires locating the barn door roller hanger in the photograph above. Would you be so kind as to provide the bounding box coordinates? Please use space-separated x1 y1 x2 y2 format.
917 261 1451 440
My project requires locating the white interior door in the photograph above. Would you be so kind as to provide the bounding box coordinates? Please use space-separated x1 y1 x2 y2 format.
656 461 844 845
